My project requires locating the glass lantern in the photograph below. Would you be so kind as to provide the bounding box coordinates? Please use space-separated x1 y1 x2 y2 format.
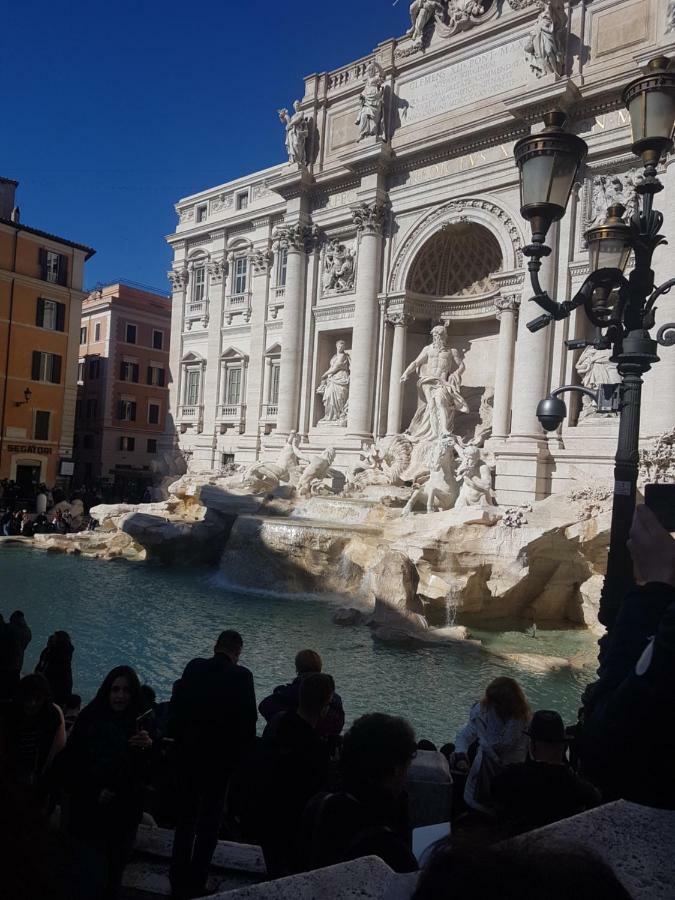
623 57 675 166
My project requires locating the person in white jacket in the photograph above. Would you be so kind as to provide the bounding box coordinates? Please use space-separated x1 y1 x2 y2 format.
451 677 531 815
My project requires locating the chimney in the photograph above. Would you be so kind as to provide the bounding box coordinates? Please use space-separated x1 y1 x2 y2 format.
0 178 19 220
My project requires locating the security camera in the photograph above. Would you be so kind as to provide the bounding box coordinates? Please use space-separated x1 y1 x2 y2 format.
536 396 567 432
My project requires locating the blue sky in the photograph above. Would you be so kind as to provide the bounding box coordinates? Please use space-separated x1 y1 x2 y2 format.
2 0 412 292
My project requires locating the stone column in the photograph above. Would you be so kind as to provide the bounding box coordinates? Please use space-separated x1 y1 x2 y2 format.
386 312 409 436
347 202 386 442
164 265 189 456
274 223 312 438
492 296 520 439
241 246 272 451
509 236 558 439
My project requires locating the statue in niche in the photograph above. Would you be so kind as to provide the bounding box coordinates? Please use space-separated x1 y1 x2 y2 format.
322 241 356 294
455 445 496 508
297 448 340 498
241 432 308 492
409 0 445 48
402 433 459 515
278 101 310 166
400 326 469 442
317 340 351 426
575 346 621 422
356 62 385 141
524 0 567 79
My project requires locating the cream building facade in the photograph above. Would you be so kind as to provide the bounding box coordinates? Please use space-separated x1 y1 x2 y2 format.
167 0 675 504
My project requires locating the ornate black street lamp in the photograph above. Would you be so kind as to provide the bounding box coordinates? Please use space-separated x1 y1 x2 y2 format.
514 56 675 634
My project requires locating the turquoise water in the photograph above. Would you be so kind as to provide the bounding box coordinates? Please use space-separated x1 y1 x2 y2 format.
0 547 596 744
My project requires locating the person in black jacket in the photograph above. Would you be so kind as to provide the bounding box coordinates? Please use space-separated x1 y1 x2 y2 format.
581 504 675 808
259 649 345 742
301 712 418 874
169 630 257 900
0 611 32 701
63 666 153 900
493 710 600 835
35 631 74 709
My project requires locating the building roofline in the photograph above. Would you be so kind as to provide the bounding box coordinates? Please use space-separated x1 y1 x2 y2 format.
0 177 19 187
0 217 96 259
176 161 287 206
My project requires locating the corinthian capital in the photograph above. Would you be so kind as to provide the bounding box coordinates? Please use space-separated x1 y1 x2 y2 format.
351 201 386 235
386 311 411 327
168 268 189 291
272 222 318 253
248 248 273 275
495 295 521 318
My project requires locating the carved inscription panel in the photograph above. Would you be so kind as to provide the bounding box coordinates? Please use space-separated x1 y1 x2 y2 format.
397 41 529 127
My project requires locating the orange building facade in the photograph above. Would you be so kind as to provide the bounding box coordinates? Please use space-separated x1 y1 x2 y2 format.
73 282 171 499
0 177 94 494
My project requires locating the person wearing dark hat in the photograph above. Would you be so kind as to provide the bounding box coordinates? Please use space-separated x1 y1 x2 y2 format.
492 710 600 836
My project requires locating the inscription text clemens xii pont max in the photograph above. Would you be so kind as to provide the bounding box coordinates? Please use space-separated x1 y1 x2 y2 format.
398 41 529 126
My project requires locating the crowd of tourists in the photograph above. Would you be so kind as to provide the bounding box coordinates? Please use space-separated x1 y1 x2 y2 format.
0 482 104 538
0 502 673 900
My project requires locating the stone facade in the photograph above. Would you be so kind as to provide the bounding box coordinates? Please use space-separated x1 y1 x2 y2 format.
167 0 675 504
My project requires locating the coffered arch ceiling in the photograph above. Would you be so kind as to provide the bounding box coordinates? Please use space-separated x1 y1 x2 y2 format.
406 223 503 298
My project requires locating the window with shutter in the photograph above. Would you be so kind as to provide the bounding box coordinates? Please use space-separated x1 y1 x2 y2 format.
36 298 45 328
51 355 61 384
153 330 164 350
55 302 65 332
132 364 139 383
34 411 50 441
158 368 166 387
130 402 137 422
57 254 68 286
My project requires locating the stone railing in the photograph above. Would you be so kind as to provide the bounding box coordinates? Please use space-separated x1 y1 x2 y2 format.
273 286 286 300
261 403 278 420
178 405 203 422
184 299 209 332
229 293 247 307
217 403 246 422
327 60 370 92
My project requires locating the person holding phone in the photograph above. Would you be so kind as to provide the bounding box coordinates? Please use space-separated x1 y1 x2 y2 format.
581 502 675 808
62 665 153 900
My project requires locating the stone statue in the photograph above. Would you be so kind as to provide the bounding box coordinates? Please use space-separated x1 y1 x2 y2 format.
409 0 444 48
403 434 459 515
401 326 469 442
241 432 308 492
524 0 567 78
317 340 351 426
447 0 485 28
455 445 496 508
278 101 309 166
356 62 385 141
575 346 621 422
297 448 339 498
473 386 494 446
322 241 356 294
589 171 643 226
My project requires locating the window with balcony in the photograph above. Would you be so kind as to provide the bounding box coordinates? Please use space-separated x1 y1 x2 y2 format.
31 351 62 384
234 257 248 295
120 360 139 383
125 323 137 344
33 410 50 441
36 298 65 332
41 249 67 285
270 362 280 405
224 366 242 406
184 369 201 407
148 402 160 425
193 266 206 303
118 400 137 422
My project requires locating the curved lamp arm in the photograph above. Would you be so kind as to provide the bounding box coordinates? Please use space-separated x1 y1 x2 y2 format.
526 267 630 334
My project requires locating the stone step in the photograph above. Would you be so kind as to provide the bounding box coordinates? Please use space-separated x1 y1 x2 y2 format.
134 825 266 875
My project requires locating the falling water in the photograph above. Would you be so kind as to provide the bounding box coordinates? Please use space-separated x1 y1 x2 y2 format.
445 593 459 628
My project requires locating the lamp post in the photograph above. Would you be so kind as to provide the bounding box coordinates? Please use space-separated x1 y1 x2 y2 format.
513 56 675 636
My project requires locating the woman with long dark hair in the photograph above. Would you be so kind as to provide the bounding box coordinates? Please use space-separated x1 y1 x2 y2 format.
35 631 74 709
63 666 153 900
451 676 531 815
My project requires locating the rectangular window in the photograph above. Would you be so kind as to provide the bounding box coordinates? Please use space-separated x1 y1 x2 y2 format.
119 436 136 452
89 358 101 379
234 257 247 294
94 322 101 341
118 400 137 422
31 351 62 384
147 366 166 387
36 298 65 332
77 361 85 383
147 438 158 454
270 363 281 405
185 369 200 406
152 329 164 350
277 248 288 287
33 410 50 441
86 399 97 419
196 204 207 222
236 192 249 211
80 326 87 344
42 250 67 285
120 361 139 383
83 434 95 450
222 452 235 467
148 402 160 425
125 323 137 344
225 367 242 405
193 266 206 303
